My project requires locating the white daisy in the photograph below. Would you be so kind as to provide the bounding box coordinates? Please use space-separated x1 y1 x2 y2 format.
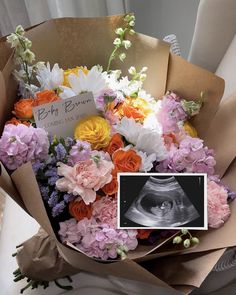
36 62 64 90
59 66 107 101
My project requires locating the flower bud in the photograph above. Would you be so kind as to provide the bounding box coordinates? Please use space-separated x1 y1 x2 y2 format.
141 66 148 72
124 14 132 22
181 229 188 235
15 25 25 35
140 73 147 82
129 20 135 27
122 40 131 49
129 29 135 35
22 49 35 63
191 237 200 245
6 34 19 47
115 28 124 35
119 53 126 62
128 66 136 75
183 239 191 248
113 38 122 46
24 38 32 49
173 236 182 244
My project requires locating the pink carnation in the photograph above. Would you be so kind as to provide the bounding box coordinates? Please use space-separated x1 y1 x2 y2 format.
92 196 117 227
56 157 113 204
207 180 231 228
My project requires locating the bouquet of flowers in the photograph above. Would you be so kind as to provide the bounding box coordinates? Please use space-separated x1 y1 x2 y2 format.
0 14 235 293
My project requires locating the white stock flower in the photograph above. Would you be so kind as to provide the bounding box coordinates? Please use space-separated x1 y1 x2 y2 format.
36 62 64 90
115 117 167 161
59 66 107 100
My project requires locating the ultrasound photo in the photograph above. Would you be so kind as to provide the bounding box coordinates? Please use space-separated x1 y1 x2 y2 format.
118 173 207 229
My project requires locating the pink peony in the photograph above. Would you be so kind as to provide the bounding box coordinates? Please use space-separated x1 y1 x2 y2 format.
208 180 231 228
56 156 113 204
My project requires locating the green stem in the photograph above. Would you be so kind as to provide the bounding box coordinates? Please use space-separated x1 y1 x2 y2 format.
106 27 128 72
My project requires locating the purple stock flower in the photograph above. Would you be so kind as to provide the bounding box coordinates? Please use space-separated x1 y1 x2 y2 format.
0 124 49 170
68 140 92 165
157 92 187 134
156 135 216 175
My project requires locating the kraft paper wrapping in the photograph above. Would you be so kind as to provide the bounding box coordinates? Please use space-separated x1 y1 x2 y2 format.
0 15 234 293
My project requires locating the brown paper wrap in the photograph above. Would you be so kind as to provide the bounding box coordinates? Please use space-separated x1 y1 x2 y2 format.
0 15 235 294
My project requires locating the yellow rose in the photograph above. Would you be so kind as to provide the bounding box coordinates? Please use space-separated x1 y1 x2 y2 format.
74 116 111 150
184 121 198 137
63 66 89 87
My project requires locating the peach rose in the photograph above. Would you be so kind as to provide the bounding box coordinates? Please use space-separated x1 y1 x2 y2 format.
13 98 34 119
106 133 124 155
112 149 141 172
34 90 60 107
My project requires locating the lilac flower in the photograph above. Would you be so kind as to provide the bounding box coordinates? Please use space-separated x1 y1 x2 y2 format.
0 124 49 170
58 217 138 260
48 191 59 208
64 137 75 148
55 143 67 161
52 201 66 217
68 140 92 165
157 92 187 134
156 135 216 175
39 185 50 200
63 194 76 203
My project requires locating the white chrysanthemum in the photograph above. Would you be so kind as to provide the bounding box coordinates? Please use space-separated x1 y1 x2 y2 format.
136 150 157 172
36 62 64 90
115 117 167 161
143 112 162 133
104 71 142 97
59 66 107 100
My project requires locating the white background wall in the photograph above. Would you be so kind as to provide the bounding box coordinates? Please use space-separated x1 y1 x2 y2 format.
129 0 200 58
0 0 200 59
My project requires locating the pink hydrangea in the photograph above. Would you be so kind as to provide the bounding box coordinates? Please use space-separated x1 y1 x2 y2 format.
208 180 231 228
58 217 138 260
56 156 113 204
0 124 49 170
157 92 187 134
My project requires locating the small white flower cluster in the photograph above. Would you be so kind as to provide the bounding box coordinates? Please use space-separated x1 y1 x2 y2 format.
7 25 44 97
107 14 135 71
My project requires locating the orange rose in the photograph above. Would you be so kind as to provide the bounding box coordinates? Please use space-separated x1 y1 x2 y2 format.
112 149 141 172
106 133 124 155
13 98 34 119
122 102 145 121
137 229 154 239
102 169 118 195
5 117 30 126
69 199 93 221
34 90 60 107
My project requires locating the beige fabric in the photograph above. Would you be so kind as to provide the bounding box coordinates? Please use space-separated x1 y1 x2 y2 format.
188 0 236 72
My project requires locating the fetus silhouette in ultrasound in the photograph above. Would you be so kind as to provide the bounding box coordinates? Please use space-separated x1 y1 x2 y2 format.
124 176 199 227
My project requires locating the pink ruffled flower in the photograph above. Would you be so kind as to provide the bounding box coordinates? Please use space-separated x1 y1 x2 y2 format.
56 156 113 204
157 92 187 134
92 196 117 227
208 180 231 228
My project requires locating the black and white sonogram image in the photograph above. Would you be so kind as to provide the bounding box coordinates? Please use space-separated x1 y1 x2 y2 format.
118 173 207 229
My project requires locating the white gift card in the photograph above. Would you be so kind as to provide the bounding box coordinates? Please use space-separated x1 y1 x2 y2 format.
33 92 98 138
